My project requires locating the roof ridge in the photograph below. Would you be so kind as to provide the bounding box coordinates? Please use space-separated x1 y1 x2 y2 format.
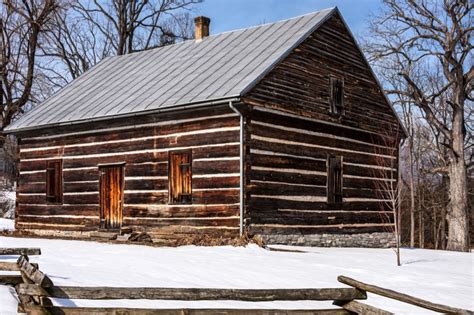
103 7 337 59
210 7 336 37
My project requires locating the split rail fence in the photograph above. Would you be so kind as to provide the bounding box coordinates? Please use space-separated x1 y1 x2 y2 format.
1 248 472 315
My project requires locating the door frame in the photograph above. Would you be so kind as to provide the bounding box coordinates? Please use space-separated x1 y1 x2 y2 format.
98 162 125 230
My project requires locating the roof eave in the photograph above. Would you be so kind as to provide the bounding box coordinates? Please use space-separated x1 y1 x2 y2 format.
5 96 241 135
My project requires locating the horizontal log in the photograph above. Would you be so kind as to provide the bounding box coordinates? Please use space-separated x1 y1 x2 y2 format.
249 198 391 211
20 130 239 160
250 153 326 172
250 169 327 186
18 205 99 216
249 105 392 146
16 178 262 195
124 179 167 191
17 255 53 287
337 276 472 315
63 169 100 182
343 177 394 190
20 144 240 172
33 306 350 315
15 222 96 231
123 189 239 205
146 226 240 237
18 193 99 205
18 181 46 194
123 217 239 228
0 248 41 255
250 121 392 156
43 286 366 301
0 275 23 285
335 300 392 315
20 112 238 149
250 138 393 167
193 176 239 189
16 283 50 297
0 262 20 271
17 215 99 226
343 188 390 199
249 181 326 196
123 204 239 218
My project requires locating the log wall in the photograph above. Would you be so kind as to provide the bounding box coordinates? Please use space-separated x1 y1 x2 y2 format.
243 13 401 238
16 105 241 237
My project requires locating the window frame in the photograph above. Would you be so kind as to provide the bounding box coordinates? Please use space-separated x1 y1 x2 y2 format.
46 159 63 204
168 150 193 205
327 154 343 204
329 77 345 116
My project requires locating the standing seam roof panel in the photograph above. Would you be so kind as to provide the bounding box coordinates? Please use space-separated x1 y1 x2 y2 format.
118 30 240 114
105 38 214 116
190 17 304 103
155 20 281 108
62 44 180 122
133 29 249 112
12 56 117 128
42 54 141 125
82 42 190 119
89 39 201 118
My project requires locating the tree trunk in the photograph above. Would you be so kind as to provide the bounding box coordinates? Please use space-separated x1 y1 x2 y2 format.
446 106 469 252
419 210 424 248
440 175 448 249
434 207 438 249
408 140 416 248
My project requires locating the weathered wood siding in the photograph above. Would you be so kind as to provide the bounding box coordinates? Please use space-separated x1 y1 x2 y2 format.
243 13 400 236
16 105 241 236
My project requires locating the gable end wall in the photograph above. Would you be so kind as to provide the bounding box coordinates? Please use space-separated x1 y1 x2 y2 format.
243 14 399 247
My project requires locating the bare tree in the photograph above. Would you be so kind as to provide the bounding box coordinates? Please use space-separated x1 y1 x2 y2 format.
36 0 199 87
72 0 199 56
372 128 404 266
366 0 473 251
0 0 59 142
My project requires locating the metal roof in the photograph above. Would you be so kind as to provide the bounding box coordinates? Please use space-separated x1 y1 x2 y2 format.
6 8 335 132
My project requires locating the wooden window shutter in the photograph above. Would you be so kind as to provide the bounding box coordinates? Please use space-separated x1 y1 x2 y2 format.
327 155 343 204
169 151 192 204
46 160 63 203
329 77 344 115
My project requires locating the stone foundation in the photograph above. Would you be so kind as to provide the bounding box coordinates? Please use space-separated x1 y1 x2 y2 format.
260 232 397 248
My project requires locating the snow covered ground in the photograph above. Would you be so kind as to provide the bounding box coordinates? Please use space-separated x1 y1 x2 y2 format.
0 218 14 231
0 235 472 314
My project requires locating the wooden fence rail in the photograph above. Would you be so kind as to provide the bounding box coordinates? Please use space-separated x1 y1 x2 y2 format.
337 276 473 315
0 248 41 286
1 248 472 315
0 248 41 256
17 285 365 301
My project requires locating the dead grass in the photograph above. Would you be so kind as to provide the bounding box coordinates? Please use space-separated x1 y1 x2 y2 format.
2 229 266 248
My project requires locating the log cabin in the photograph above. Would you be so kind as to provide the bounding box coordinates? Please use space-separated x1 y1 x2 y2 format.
5 7 405 246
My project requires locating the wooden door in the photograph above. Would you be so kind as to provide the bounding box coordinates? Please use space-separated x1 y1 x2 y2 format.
99 165 124 229
169 151 192 204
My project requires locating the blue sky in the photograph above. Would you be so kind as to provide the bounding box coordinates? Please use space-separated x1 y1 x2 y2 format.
193 0 383 38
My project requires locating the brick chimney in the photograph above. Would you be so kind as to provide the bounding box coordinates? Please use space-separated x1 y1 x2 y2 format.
194 16 210 41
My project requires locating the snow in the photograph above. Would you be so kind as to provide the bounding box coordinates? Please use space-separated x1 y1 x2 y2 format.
0 236 472 314
0 219 14 231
